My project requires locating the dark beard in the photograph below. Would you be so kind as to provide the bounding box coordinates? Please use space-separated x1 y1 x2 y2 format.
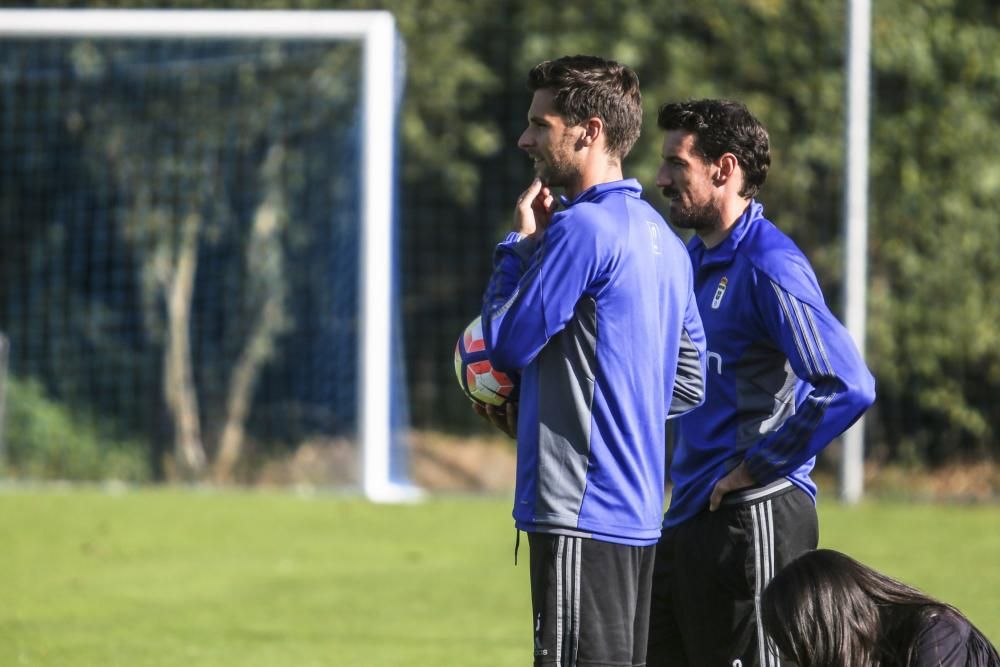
667 198 722 233
535 134 578 188
537 159 575 189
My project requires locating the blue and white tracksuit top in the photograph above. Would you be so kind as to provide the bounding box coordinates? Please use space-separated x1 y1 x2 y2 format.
664 200 876 529
483 179 707 546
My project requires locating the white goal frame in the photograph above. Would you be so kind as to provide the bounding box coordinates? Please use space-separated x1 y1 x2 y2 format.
0 9 420 502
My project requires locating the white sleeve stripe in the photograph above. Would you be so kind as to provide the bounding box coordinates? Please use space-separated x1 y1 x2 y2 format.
803 305 834 375
771 282 815 376
489 286 520 323
772 281 838 381
788 295 825 378
766 391 837 463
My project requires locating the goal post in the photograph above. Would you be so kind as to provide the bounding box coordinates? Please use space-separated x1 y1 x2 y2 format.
0 9 420 501
840 0 872 504
0 333 8 468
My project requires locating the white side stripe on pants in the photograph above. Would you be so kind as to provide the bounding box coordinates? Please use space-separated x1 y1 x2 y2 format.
572 538 581 665
555 536 564 665
554 536 582 667
752 501 781 667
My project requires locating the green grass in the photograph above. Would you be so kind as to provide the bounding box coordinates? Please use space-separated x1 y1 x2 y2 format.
1 488 997 666
819 501 1000 641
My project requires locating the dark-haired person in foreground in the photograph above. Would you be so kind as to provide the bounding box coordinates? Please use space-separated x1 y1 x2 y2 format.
762 549 1000 667
646 99 877 667
478 56 706 666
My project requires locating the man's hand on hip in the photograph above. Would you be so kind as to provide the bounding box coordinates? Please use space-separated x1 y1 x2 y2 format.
709 462 756 511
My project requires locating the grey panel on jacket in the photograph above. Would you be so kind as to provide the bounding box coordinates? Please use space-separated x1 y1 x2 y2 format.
535 297 598 520
734 341 798 448
670 326 706 417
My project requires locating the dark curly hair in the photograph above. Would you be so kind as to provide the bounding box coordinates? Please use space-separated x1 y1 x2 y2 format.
657 99 770 199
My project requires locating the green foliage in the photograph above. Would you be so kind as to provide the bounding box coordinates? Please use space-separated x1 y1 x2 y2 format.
505 0 1000 462
864 0 1000 462
285 0 505 205
491 0 1000 461
0 490 996 667
10 0 1000 462
2 378 149 482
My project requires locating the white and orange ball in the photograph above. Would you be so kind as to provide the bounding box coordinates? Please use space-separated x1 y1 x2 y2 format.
454 315 518 407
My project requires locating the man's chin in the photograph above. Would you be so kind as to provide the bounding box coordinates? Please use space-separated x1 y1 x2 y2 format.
668 206 692 229
534 165 574 189
667 212 703 231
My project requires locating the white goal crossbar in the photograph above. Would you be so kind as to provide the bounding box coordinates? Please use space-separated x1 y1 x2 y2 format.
0 9 420 502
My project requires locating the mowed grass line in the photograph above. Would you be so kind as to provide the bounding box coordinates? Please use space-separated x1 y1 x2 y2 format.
1 489 997 667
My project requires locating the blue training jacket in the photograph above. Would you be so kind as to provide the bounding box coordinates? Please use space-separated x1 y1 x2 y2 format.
664 201 876 528
483 179 706 546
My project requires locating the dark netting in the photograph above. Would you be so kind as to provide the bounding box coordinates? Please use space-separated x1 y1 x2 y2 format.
0 37 401 482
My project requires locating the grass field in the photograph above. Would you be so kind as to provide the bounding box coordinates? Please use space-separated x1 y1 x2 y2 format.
1 488 998 666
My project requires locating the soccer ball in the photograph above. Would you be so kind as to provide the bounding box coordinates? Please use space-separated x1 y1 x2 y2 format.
454 315 518 407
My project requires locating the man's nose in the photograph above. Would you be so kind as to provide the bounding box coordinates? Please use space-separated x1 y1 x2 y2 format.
517 129 534 150
655 166 671 188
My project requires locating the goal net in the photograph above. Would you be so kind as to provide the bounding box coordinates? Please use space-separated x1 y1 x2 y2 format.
0 10 417 500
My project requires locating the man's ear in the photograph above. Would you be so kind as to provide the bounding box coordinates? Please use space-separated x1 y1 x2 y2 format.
714 153 739 186
579 117 604 148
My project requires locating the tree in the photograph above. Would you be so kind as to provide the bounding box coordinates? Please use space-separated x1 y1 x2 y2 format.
9 0 1000 469
71 38 359 479
864 0 1000 462
468 0 1000 462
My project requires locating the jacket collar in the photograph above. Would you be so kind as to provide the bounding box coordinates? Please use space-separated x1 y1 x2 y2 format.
688 199 763 268
558 178 642 208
